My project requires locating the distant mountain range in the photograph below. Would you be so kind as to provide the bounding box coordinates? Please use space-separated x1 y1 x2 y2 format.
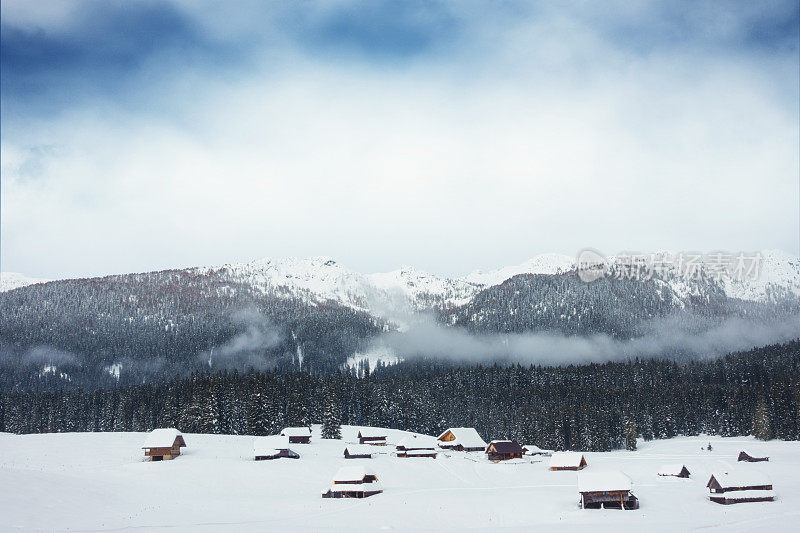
1 250 799 390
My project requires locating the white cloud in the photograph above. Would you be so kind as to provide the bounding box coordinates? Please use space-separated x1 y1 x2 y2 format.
1 1 797 278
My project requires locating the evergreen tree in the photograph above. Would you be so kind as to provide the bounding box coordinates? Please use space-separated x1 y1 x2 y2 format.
321 388 342 439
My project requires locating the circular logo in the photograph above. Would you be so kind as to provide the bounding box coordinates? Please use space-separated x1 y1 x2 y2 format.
576 249 608 282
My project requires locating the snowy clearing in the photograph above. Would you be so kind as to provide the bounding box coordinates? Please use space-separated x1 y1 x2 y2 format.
1 427 798 532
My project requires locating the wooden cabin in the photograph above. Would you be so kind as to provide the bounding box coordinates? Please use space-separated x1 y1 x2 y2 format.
280 427 312 444
322 466 383 499
486 440 524 461
658 464 691 478
357 429 387 446
396 435 438 458
578 471 639 510
549 452 588 471
344 445 373 459
253 436 299 460
738 450 769 462
437 428 487 452
142 428 186 461
522 444 552 457
707 471 774 504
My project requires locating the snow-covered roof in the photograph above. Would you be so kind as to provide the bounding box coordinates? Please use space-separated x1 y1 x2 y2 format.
253 436 290 456
142 428 183 448
396 435 437 450
712 489 775 501
358 428 387 439
437 428 487 449
708 471 772 490
325 482 384 493
549 452 586 468
522 444 551 455
344 445 374 456
658 464 689 476
281 427 311 437
404 449 437 456
332 465 377 483
739 449 768 458
578 471 632 493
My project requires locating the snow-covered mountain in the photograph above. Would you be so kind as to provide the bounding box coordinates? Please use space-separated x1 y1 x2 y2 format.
207 250 800 314
4 250 799 309
0 272 51 292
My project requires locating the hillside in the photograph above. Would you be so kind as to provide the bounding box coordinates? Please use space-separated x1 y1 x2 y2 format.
1 428 798 531
1 251 799 388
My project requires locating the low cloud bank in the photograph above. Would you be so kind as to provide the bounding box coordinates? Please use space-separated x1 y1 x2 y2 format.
200 307 283 370
372 313 800 366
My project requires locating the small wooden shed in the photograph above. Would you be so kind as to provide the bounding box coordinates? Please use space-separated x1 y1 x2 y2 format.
281 427 312 444
707 471 774 504
142 428 186 461
357 429 387 446
658 464 691 478
549 452 588 471
486 440 524 461
522 444 552 457
344 445 373 459
322 466 383 499
254 436 299 460
738 450 769 462
578 471 639 510
437 428 487 452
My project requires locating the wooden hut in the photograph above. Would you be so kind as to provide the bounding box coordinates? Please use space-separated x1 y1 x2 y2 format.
344 445 373 459
142 428 186 461
522 444 552 457
357 429 387 446
253 436 299 460
322 466 383 499
707 471 774 504
658 464 691 478
280 427 312 444
578 471 639 510
738 450 769 462
549 452 587 471
437 428 487 452
396 435 438 458
485 440 524 461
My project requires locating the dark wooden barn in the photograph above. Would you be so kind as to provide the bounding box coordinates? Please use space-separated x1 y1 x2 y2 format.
738 450 769 462
485 440 524 461
358 429 387 446
578 472 639 510
707 471 774 504
658 464 691 478
281 427 312 444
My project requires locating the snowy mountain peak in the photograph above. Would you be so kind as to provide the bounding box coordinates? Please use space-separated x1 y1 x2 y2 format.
462 253 575 286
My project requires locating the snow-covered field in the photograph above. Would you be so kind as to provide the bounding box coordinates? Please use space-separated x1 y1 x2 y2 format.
1 427 798 532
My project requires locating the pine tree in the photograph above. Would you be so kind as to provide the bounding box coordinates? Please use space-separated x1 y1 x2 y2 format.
321 388 342 440
753 400 772 440
624 418 637 451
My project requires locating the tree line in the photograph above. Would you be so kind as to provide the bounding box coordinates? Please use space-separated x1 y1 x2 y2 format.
1 341 797 451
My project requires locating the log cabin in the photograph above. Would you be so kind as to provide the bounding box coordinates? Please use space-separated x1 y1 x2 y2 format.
396 435 438 458
738 450 769 462
549 452 588 471
707 471 775 504
437 428 487 452
322 466 383 498
357 429 387 446
657 464 691 478
343 445 373 459
578 471 639 510
253 436 299 460
280 427 312 444
522 444 552 456
485 440 524 461
142 428 186 461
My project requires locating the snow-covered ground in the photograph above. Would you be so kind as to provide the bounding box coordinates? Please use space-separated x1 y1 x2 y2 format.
1 427 797 532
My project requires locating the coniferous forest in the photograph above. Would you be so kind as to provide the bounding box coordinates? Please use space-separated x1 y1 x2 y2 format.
2 341 798 451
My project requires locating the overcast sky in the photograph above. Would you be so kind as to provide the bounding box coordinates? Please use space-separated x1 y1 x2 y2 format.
1 0 798 279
